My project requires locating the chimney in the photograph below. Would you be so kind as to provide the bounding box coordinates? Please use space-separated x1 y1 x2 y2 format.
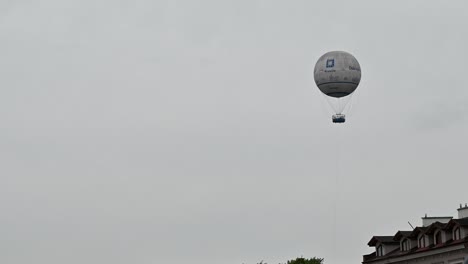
422 215 452 227
458 203 468 219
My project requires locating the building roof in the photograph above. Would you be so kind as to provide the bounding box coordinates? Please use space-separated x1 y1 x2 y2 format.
424 222 446 234
368 236 399 246
408 226 427 238
363 236 468 263
421 216 453 219
364 217 468 264
444 218 468 229
362 252 376 262
393 231 413 241
454 217 468 226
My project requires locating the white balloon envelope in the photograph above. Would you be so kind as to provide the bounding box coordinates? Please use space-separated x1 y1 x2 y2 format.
314 51 361 123
314 51 361 98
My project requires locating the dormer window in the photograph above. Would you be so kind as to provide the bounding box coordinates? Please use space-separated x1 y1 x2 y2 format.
453 226 461 240
401 239 410 251
434 230 442 245
376 245 383 256
418 235 426 248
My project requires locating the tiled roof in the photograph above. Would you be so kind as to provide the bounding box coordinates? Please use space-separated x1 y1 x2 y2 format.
444 218 468 229
363 236 468 263
455 217 468 226
393 231 413 241
424 222 446 234
362 252 376 262
368 236 399 246
364 218 468 263
408 226 427 238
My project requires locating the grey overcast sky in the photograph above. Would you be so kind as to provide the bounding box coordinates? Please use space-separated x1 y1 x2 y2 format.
1 1 468 264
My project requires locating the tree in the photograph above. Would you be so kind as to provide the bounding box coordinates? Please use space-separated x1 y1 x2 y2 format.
251 256 324 264
285 257 324 264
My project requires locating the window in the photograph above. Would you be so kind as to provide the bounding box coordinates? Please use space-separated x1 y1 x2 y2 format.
418 235 426 248
401 239 410 251
434 230 442 245
376 245 383 256
376 245 383 257
453 226 461 240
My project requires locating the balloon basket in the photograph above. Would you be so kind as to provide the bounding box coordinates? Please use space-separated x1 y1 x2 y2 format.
332 114 346 123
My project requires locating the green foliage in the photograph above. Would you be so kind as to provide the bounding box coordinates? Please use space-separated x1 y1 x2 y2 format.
251 256 324 264
285 257 324 264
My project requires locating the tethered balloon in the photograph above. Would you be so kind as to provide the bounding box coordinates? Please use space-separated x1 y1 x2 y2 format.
314 51 361 123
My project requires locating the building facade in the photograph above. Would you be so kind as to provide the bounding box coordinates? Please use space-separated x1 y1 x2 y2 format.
363 205 468 264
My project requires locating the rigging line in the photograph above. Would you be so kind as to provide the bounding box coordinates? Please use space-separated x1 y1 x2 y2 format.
320 94 334 117
332 128 336 258
333 125 343 259
346 92 357 117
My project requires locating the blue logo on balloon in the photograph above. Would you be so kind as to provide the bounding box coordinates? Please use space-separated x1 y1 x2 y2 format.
326 59 335 68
